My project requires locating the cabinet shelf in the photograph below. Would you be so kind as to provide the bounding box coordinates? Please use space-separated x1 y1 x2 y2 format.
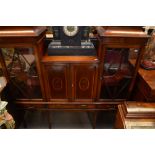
42 55 99 63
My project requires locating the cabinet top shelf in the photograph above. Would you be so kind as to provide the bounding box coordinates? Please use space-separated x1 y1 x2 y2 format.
96 26 150 38
0 26 47 37
42 55 99 63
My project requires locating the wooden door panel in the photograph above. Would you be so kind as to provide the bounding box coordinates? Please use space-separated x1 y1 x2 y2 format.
72 64 98 100
45 64 69 100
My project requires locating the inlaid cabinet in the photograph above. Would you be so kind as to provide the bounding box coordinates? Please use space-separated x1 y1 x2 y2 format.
42 56 99 102
0 26 150 128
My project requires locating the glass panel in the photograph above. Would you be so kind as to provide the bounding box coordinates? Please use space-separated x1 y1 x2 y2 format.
1 47 42 99
100 48 139 99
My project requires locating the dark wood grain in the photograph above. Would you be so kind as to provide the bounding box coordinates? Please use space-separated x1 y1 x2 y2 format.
0 26 47 37
42 55 99 63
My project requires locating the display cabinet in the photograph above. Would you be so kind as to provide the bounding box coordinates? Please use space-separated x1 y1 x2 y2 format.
0 27 47 107
96 26 149 100
0 26 150 128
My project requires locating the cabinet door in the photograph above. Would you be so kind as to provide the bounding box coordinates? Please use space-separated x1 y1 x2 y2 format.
71 64 98 100
44 64 69 100
0 48 43 99
99 48 138 99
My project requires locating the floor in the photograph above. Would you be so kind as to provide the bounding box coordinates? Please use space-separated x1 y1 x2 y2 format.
19 110 116 129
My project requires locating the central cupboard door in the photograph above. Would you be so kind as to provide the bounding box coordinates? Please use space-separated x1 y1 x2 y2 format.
45 64 70 101
71 64 98 100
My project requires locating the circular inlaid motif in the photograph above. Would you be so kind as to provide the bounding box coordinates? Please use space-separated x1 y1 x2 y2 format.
79 77 89 91
52 78 62 90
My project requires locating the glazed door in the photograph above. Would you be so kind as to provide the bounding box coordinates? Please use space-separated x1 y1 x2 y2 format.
99 47 139 100
71 64 98 101
44 64 70 101
0 48 43 99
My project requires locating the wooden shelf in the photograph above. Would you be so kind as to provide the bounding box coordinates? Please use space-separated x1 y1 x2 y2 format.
42 55 99 63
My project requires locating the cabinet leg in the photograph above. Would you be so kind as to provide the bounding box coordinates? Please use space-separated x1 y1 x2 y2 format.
23 119 27 128
92 111 98 129
23 110 27 128
87 111 98 129
47 111 52 129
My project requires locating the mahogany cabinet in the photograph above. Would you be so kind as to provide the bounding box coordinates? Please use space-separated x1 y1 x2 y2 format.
0 26 149 105
0 27 47 106
96 26 149 100
42 56 99 102
0 26 150 128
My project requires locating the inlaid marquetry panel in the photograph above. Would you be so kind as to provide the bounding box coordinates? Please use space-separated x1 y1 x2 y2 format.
72 64 98 100
45 64 69 100
79 77 89 91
